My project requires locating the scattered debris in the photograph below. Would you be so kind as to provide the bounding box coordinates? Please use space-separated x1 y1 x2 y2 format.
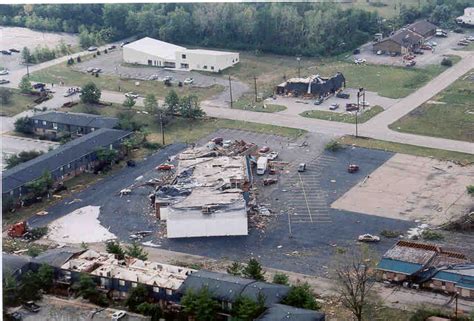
120 188 132 197
36 210 48 216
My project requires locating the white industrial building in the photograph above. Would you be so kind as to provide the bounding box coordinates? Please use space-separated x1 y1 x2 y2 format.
123 37 239 73
456 8 474 26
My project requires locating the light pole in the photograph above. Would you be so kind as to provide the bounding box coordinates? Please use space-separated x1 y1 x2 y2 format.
228 75 233 108
253 76 258 103
296 56 301 78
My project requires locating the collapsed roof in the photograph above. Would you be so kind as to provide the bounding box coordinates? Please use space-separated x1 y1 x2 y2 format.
276 73 345 97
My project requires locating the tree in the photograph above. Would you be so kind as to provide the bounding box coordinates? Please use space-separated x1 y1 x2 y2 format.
137 302 162 321
144 94 158 114
96 148 118 165
5 150 43 169
21 46 34 64
80 82 101 104
105 240 125 259
164 90 179 114
125 242 148 260
125 284 148 312
232 295 265 321
122 96 136 109
242 258 265 281
72 273 108 306
282 283 321 310
227 262 243 276
333 247 375 321
0 88 12 104
14 116 33 134
181 287 219 321
3 273 19 307
179 95 205 119
25 170 53 197
37 264 54 291
18 271 42 302
272 273 289 285
19 76 33 94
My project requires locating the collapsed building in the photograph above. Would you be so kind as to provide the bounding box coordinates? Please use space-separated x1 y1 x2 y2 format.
154 143 253 238
276 73 346 98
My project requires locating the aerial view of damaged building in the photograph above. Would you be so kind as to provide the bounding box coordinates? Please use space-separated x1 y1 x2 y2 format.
152 141 254 238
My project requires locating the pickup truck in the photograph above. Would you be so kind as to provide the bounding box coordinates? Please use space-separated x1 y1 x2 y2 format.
346 103 359 112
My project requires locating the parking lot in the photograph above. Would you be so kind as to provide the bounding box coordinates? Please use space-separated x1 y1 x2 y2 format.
269 88 398 117
0 26 79 72
354 31 470 67
71 49 248 106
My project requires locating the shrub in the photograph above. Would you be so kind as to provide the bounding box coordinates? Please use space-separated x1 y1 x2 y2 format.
467 185 474 196
273 273 290 285
380 230 401 238
14 116 33 134
441 58 452 67
143 141 161 150
325 140 342 152
421 229 444 241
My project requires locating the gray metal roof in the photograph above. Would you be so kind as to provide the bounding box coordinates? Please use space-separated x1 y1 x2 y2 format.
256 304 325 321
408 20 437 37
2 253 31 276
2 128 131 193
241 281 290 307
31 111 118 129
34 247 85 268
177 270 289 305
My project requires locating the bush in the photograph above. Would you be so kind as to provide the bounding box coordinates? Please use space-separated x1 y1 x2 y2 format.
28 227 48 241
421 229 444 241
409 308 471 321
325 140 342 152
143 141 161 150
467 185 474 196
380 230 401 238
273 273 290 285
14 116 33 134
441 58 452 67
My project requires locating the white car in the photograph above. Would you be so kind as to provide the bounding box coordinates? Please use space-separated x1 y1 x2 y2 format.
376 50 383 55
354 58 366 64
183 77 194 85
267 151 278 160
358 234 380 242
111 310 126 320
0 69 9 75
125 92 139 99
87 46 98 51
467 36 474 41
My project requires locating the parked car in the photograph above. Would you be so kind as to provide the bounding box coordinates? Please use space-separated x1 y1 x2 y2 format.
458 41 469 46
336 92 350 99
259 146 270 154
420 44 432 50
5 311 22 321
211 137 223 145
313 97 323 105
23 301 40 313
329 103 339 111
413 49 423 55
354 58 366 64
405 60 416 67
108 45 117 50
1 50 12 55
112 310 127 320
352 48 360 54
86 67 94 73
87 46 98 51
346 103 359 112
467 36 474 41
358 234 380 242
120 41 130 47
427 41 437 47
298 163 306 172
125 92 139 99
156 163 174 171
376 50 383 55
390 52 398 57
32 83 46 89
127 160 136 167
163 76 173 82
9 48 20 53
183 77 194 85
267 151 278 160
403 54 415 60
148 74 159 80
0 79 10 84
91 68 102 73
0 69 9 75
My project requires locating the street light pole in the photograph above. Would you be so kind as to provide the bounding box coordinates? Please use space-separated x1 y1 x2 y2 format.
228 75 233 108
296 56 301 78
254 76 258 103
159 113 165 145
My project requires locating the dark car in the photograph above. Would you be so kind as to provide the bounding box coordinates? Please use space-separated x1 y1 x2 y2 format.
9 48 20 53
127 160 136 167
352 48 361 54
108 45 117 50
336 92 350 99
23 301 40 313
346 103 359 112
1 50 12 55
33 83 46 89
6 311 22 321
313 97 323 105
0 79 10 84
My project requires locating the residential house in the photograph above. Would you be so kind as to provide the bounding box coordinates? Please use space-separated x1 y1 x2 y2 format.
373 29 424 55
408 20 437 38
30 111 119 138
2 128 131 201
377 240 473 298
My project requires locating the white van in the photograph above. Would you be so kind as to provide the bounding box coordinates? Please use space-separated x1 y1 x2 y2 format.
256 157 268 175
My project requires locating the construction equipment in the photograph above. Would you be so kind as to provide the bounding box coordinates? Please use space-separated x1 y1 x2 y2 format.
8 221 28 238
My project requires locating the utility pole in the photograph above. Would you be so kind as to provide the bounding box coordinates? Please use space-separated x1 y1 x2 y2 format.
159 113 165 145
356 89 362 138
455 292 459 319
228 75 233 108
253 76 258 103
26 63 30 78
296 56 301 78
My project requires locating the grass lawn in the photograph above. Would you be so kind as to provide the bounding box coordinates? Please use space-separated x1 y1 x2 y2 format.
301 106 384 124
390 69 474 142
29 61 224 101
223 51 451 99
63 102 305 144
338 135 474 165
0 89 38 117
233 94 286 113
339 0 429 18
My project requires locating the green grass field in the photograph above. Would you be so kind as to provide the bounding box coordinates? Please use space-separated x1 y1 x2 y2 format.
301 106 384 124
232 94 286 113
0 89 38 117
390 70 474 142
63 102 305 145
30 61 224 101
223 52 452 99
340 0 429 18
338 135 474 165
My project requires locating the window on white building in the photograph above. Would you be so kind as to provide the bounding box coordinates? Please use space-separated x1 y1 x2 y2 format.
91 127 95 131
42 121 47 125
119 280 125 286
153 287 159 293
182 54 186 59
34 120 38 124
132 282 137 288
203 65 208 69
166 289 173 296
53 123 58 130
211 66 214 70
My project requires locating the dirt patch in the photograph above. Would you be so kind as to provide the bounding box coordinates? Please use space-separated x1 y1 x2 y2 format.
331 154 473 225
